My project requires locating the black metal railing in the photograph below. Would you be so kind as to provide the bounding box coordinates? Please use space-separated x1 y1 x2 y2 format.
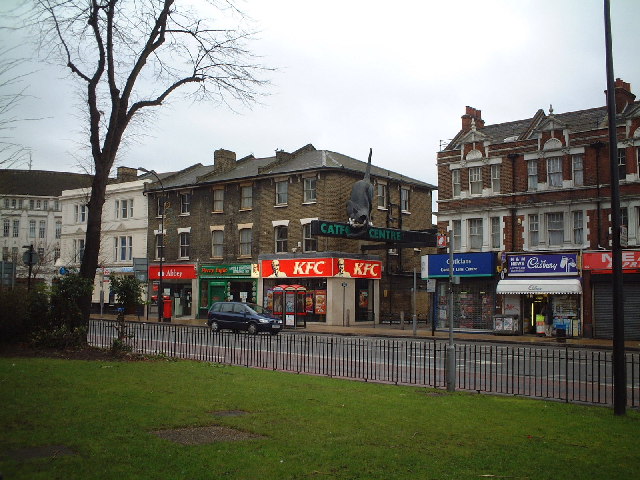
88 319 639 408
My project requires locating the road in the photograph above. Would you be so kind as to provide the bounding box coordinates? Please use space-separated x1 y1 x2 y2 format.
88 320 639 407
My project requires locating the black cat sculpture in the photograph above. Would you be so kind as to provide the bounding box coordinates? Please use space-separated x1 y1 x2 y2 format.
346 148 374 238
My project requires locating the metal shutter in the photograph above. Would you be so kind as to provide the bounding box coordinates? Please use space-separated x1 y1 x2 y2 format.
593 283 640 340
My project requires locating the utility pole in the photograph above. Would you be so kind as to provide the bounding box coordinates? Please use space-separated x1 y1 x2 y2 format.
604 0 626 415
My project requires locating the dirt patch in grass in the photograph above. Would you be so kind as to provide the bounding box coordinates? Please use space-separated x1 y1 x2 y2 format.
4 444 77 461
210 410 250 417
153 426 264 445
0 343 150 362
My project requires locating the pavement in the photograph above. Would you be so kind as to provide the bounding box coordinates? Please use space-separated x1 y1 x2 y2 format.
92 313 640 351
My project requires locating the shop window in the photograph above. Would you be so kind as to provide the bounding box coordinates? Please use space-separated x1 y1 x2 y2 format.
213 188 224 212
528 160 538 191
547 212 564 246
547 157 562 187
275 226 288 253
240 186 252 210
303 177 317 203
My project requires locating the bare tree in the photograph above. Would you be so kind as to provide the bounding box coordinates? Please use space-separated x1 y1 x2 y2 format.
27 0 270 321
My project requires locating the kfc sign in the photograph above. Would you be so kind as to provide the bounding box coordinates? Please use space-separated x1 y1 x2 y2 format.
260 258 382 279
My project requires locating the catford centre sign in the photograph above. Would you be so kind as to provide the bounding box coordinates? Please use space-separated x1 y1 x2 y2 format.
311 220 436 246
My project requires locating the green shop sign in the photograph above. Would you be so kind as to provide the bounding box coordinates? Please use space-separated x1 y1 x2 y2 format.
200 264 252 277
310 220 436 246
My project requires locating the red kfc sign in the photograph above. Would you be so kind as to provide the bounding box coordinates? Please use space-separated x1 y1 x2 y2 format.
261 258 382 279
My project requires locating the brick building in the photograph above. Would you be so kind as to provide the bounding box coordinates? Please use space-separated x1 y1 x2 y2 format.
435 78 640 339
142 144 436 324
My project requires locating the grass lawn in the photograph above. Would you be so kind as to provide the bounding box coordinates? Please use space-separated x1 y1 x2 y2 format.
1 354 638 479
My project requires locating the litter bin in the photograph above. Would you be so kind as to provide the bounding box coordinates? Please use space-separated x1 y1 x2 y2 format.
493 315 521 335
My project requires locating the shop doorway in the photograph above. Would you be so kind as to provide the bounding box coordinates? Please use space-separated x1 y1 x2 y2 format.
523 295 547 334
208 282 227 309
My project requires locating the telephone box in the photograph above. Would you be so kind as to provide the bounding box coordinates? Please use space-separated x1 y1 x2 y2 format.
272 284 307 328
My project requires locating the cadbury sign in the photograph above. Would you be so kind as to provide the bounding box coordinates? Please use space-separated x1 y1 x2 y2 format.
507 253 579 276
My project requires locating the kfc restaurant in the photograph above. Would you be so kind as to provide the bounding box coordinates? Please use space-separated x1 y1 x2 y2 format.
148 263 197 319
258 253 382 326
583 250 640 340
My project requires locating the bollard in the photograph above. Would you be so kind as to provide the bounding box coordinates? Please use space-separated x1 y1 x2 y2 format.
400 311 405 330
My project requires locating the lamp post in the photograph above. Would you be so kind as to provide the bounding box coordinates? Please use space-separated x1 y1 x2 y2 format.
138 167 165 322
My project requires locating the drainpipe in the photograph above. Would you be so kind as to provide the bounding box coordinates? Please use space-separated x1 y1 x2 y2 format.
590 141 604 247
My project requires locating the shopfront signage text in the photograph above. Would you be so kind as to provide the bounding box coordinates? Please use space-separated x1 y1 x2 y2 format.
311 220 437 246
200 264 251 277
421 252 495 278
583 250 640 273
149 264 197 280
261 257 382 279
507 253 578 276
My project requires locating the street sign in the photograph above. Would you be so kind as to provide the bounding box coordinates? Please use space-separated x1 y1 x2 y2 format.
59 267 69 275
22 250 40 266
311 220 437 246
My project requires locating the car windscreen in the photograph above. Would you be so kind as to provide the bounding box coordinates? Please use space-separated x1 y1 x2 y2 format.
246 303 272 315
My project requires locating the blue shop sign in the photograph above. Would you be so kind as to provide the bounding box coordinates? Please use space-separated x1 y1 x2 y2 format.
422 252 495 278
507 253 578 276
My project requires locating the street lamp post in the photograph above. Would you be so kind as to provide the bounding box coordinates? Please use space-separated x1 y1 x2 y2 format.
138 167 165 323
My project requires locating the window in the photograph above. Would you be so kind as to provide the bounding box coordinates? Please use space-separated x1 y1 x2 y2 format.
2 247 8 261
275 226 288 253
54 200 60 211
11 199 16 209
39 220 46 239
74 239 85 262
618 148 626 180
377 183 387 208
240 186 252 210
115 199 134 219
75 204 86 223
303 223 317 252
211 230 224 258
29 220 36 238
303 177 317 203
275 180 288 205
468 218 483 249
55 221 61 239
469 166 482 195
156 196 165 217
239 228 252 257
573 211 583 244
35 199 41 209
4 198 9 208
54 246 60 262
12 220 19 238
572 155 584 186
18 199 23 209
547 157 562 187
452 170 461 197
452 220 461 251
491 217 501 249
43 200 48 210
620 207 628 228
37 247 44 259
3 219 9 237
212 188 224 212
155 234 165 260
180 192 191 215
401 187 410 212
528 160 538 191
491 164 501 193
29 199 34 210
179 232 190 258
529 214 539 247
547 212 564 246
116 236 133 261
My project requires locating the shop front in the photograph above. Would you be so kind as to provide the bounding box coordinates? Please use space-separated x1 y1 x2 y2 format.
92 266 135 313
496 253 581 337
198 263 257 318
148 263 197 319
422 252 496 331
583 250 640 340
258 254 381 326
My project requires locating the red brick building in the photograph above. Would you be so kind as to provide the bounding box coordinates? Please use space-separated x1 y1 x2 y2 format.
435 78 640 339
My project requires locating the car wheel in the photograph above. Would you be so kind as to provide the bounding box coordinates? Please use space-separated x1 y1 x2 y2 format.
210 321 220 333
247 323 258 335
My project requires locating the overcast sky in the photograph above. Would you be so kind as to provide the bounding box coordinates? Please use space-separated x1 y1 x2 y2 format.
2 0 640 198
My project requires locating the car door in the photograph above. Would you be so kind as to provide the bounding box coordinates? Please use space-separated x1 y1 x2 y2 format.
218 302 235 328
231 303 248 330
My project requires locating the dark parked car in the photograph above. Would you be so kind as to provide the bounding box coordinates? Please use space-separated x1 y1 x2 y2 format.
207 301 283 335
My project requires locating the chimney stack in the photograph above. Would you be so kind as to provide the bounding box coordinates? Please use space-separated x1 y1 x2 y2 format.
605 78 636 114
116 166 138 182
461 106 484 131
213 149 237 172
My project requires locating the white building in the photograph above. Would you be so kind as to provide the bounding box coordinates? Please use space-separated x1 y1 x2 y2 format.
0 170 92 286
59 167 151 309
